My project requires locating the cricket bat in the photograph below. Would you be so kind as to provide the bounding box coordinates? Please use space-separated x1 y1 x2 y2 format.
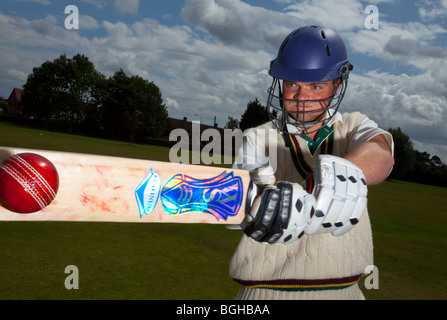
0 146 253 225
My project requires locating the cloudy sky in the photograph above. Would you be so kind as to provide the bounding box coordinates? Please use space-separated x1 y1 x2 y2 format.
1 0 446 162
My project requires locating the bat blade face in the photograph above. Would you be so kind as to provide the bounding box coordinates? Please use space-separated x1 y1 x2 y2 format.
0 147 249 225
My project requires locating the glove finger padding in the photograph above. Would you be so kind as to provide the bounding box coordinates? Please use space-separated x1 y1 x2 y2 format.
242 182 315 245
305 155 368 236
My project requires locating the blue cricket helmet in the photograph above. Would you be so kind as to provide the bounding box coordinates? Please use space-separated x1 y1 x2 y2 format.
269 26 352 82
267 26 353 135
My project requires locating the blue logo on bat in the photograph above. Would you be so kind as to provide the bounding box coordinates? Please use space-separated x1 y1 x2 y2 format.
135 169 243 221
135 168 161 218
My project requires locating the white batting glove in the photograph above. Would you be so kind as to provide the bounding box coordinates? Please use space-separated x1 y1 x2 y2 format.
242 181 316 245
305 155 368 236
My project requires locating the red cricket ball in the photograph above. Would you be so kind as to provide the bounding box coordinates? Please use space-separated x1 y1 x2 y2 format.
0 153 59 213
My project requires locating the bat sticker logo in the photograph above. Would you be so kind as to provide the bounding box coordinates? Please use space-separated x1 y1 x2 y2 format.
161 171 243 221
135 168 161 218
135 169 243 221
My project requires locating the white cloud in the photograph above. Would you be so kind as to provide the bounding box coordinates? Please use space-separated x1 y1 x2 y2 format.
31 15 58 36
346 20 447 71
80 0 110 9
80 15 100 30
165 98 179 110
417 0 447 21
6 69 28 82
384 35 415 56
284 0 364 31
79 16 272 125
344 70 446 161
17 0 50 4
181 0 289 50
113 0 140 15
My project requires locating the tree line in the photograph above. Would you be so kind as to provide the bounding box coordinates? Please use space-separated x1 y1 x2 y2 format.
20 53 168 144
388 127 447 187
225 99 447 188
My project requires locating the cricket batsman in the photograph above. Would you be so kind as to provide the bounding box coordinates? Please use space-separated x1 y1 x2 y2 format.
230 26 395 299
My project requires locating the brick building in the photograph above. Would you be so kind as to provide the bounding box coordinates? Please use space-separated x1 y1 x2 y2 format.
7 88 24 115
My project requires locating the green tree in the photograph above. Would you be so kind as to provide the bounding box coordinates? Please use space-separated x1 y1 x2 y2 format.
101 69 168 144
239 98 270 131
388 127 415 180
388 128 447 186
22 54 105 132
429 155 444 169
224 116 240 130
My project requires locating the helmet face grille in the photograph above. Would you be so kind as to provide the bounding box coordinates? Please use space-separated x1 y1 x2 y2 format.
266 77 349 136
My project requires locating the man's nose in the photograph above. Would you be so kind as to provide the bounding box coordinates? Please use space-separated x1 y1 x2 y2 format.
294 87 310 100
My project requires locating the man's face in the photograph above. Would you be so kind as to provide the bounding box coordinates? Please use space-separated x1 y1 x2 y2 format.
282 80 338 125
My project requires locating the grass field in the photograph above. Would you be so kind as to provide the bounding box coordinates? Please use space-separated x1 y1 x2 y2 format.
0 121 446 300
